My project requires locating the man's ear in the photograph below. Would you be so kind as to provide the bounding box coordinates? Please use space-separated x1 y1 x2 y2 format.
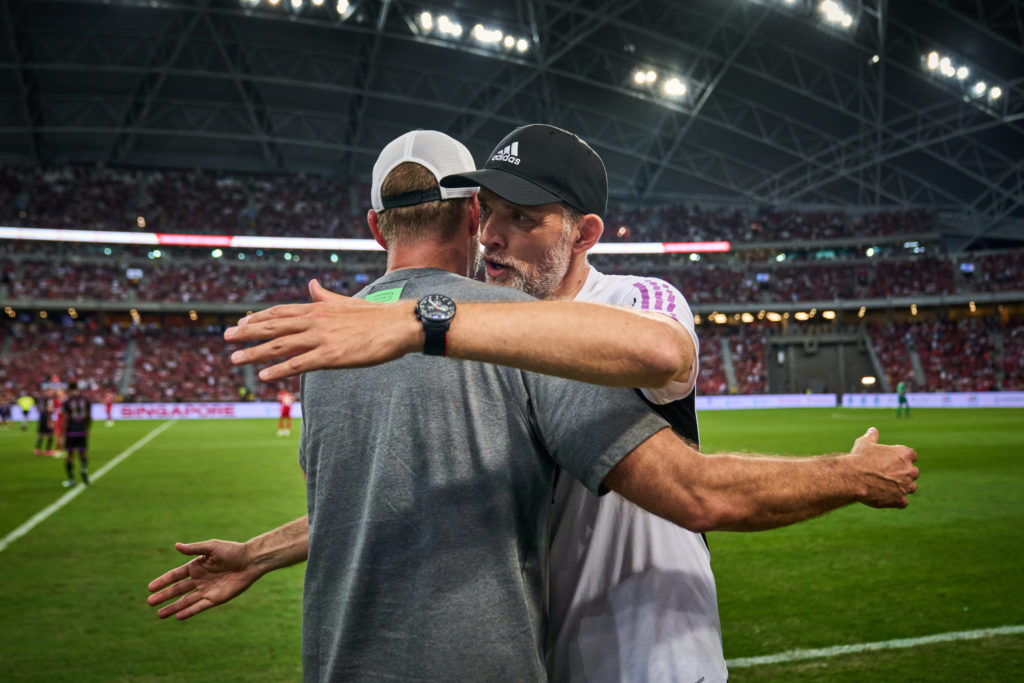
467 193 481 237
573 214 604 255
367 210 387 250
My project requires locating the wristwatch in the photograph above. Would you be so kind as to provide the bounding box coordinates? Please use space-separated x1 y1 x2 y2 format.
415 294 456 356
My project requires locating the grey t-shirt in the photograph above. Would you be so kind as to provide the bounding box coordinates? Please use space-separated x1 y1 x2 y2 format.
298 268 668 681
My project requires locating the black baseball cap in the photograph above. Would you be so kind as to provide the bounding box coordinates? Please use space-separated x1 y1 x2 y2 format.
441 124 608 216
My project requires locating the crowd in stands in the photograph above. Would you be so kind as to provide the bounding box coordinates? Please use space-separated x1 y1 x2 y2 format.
5 247 1021 307
729 331 768 394
694 329 728 396
4 163 934 243
130 330 244 402
0 320 125 401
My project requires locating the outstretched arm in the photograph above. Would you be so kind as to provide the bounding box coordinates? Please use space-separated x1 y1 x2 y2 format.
604 427 919 533
147 515 309 621
224 279 692 389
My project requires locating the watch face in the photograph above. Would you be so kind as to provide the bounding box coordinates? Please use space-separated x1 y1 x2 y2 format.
418 294 456 322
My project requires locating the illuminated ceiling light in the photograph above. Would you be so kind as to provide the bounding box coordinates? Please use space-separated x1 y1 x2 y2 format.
516 38 528 52
794 311 810 321
910 303 918 316
645 70 657 83
969 301 977 312
939 56 952 71
741 312 755 323
766 312 783 322
211 248 223 258
940 63 956 78
861 376 877 386
871 54 880 64
634 70 647 84
312 0 324 5
956 65 969 80
840 14 852 28
822 310 836 320
689 253 700 262
291 0 303 9
866 247 876 257
775 253 786 262
330 253 339 263
990 86 1003 100
335 0 348 14
503 35 515 48
973 81 987 96
472 24 503 44
858 306 866 318
420 11 433 31
663 77 686 96
438 15 463 37
137 215 146 228
926 51 939 70
713 313 728 324
268 0 280 5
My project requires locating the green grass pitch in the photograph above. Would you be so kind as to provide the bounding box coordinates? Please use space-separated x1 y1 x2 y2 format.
1 408 1022 681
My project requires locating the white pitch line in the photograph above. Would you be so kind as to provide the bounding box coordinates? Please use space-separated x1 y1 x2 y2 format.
0 420 176 554
727 624 1024 668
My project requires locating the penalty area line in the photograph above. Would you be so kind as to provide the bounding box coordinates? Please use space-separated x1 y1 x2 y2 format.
727 624 1024 668
0 420 177 554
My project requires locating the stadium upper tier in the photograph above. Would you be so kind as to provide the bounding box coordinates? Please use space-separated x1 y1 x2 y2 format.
2 242 1021 309
1 165 938 244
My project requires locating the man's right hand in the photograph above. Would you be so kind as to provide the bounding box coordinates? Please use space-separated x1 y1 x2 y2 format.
147 539 261 621
847 427 919 508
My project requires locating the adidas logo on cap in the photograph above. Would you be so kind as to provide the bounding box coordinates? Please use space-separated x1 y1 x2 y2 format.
491 141 521 166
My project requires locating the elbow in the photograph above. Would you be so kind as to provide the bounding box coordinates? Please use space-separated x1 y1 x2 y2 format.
673 495 742 534
643 331 689 388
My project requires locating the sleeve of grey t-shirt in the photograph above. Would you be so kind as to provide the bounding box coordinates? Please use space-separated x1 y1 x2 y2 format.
520 372 669 494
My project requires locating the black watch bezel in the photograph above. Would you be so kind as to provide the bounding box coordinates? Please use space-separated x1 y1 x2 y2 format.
415 294 456 356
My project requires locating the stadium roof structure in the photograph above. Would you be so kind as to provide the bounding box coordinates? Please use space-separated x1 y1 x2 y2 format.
1 0 1023 249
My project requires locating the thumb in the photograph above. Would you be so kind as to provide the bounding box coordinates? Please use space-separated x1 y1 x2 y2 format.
175 540 215 557
309 279 346 303
859 426 879 445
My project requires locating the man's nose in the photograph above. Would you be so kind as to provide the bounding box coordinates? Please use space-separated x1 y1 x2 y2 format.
480 219 506 249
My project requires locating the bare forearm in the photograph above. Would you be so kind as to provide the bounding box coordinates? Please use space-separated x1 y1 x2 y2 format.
447 301 690 387
244 515 309 574
607 427 916 534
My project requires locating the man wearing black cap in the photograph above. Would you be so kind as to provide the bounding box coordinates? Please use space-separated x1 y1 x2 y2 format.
443 124 717 682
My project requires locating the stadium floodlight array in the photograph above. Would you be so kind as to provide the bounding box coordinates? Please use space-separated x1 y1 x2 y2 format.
632 69 688 98
818 0 854 28
0 226 730 256
923 51 1004 104
418 11 529 53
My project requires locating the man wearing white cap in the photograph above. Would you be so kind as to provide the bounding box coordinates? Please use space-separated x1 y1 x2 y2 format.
148 130 919 682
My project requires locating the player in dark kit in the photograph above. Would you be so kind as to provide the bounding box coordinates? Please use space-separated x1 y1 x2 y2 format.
34 392 55 456
62 382 93 487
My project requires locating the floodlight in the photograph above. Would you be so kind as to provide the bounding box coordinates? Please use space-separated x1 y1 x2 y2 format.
939 56 951 71
664 77 686 96
871 54 880 64
766 312 783 322
211 249 224 258
312 0 324 5
634 70 647 84
822 310 836 320
713 313 728 324
689 253 700 262
926 52 939 70
438 15 462 37
973 81 987 96
794 311 810 321
646 70 657 82
956 66 969 80
419 11 433 31
291 0 302 9
990 86 1002 100
503 35 515 48
516 38 528 52
268 0 280 6
775 253 786 262
940 63 955 78
860 376 876 386
841 14 852 27
741 312 755 323
335 0 347 13
472 24 502 43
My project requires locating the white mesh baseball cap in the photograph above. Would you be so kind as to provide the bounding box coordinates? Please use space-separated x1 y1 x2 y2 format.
370 130 479 212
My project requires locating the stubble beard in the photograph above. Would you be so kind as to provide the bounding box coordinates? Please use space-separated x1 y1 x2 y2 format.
485 223 574 300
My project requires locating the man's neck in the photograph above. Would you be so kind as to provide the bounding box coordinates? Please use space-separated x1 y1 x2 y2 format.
548 257 591 300
385 242 470 278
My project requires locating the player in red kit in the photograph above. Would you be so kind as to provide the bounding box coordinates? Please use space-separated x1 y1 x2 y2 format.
103 391 117 426
277 390 294 436
51 389 67 457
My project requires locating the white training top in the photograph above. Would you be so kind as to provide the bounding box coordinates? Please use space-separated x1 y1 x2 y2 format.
547 267 728 683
